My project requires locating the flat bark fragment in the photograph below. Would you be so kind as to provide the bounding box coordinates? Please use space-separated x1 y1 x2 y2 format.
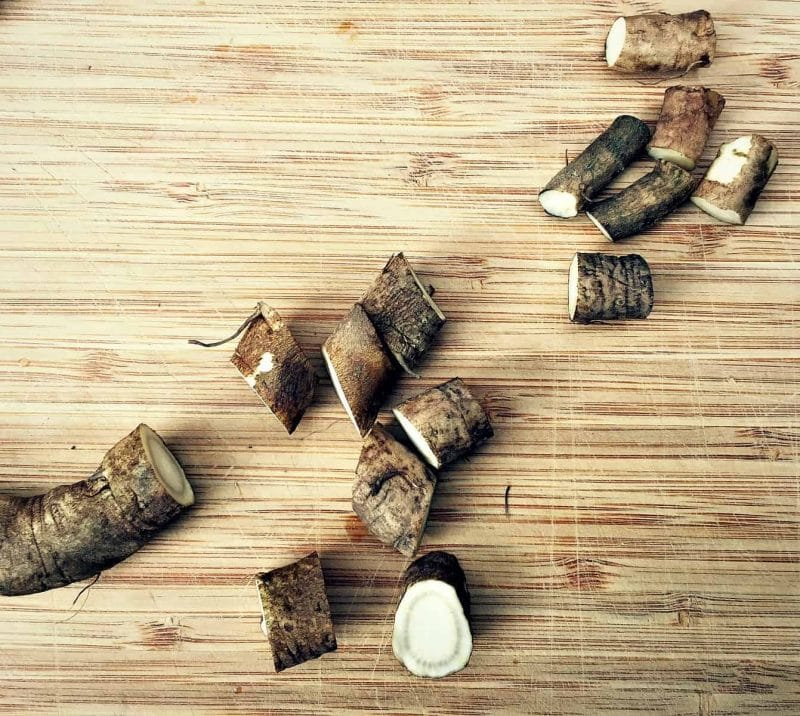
230 303 317 434
648 86 725 170
352 423 437 557
586 160 696 242
691 134 778 224
256 552 337 672
568 252 654 324
538 115 651 218
360 253 446 376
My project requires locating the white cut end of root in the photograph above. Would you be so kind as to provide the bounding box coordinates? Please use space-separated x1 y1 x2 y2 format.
408 263 446 322
605 17 626 67
767 146 779 176
690 195 744 225
705 135 752 185
256 352 274 374
260 616 269 638
244 373 257 388
538 190 579 218
322 345 361 434
647 146 695 171
141 425 194 506
392 580 472 678
393 408 441 469
585 211 614 241
568 254 579 321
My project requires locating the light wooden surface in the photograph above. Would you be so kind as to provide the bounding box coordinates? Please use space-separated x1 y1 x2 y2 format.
1 0 798 713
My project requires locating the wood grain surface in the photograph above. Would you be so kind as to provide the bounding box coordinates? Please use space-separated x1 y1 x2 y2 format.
1 0 798 713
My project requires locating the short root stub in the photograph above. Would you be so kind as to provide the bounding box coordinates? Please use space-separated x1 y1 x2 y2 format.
568 252 654 324
691 134 778 225
352 423 437 557
392 551 472 678
393 378 493 469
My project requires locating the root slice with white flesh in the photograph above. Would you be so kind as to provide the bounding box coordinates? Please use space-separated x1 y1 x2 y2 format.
0 424 193 596
392 551 472 678
352 423 437 557
255 552 337 672
586 160 696 242
538 115 651 218
568 252 654 324
393 378 493 469
606 10 716 74
230 303 317 434
647 86 725 170
360 253 445 377
322 303 397 437
691 135 778 225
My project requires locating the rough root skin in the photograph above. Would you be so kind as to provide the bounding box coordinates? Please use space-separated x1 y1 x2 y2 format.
691 134 778 225
586 160 696 242
607 10 716 74
360 253 446 376
0 425 193 597
569 253 654 324
538 115 651 217
352 424 437 557
256 552 337 672
647 86 725 170
230 303 317 434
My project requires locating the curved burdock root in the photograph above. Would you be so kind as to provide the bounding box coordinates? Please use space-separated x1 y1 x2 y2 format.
352 423 437 557
568 252 654 324
360 253 446 377
538 115 651 218
322 304 397 437
648 86 725 170
393 378 493 469
0 425 194 597
606 10 716 74
230 303 317 434
586 160 696 242
691 135 778 225
392 551 472 678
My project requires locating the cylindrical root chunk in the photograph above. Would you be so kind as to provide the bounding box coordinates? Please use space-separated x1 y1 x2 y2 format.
606 10 716 73
392 551 472 678
691 135 778 225
568 252 654 324
586 160 696 242
648 86 725 170
360 253 446 376
230 303 317 434
322 303 397 437
0 425 194 597
538 115 651 218
352 424 437 557
393 378 493 469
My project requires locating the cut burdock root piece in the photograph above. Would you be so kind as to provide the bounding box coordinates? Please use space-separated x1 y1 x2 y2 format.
256 552 337 673
392 551 472 678
606 10 716 74
230 303 317 434
538 115 651 218
322 303 397 437
691 135 778 225
352 423 437 557
393 378 493 469
0 424 193 596
360 253 446 377
568 252 654 324
648 86 725 171
586 160 696 242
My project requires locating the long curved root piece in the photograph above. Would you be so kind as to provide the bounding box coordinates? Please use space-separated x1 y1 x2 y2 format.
0 425 194 597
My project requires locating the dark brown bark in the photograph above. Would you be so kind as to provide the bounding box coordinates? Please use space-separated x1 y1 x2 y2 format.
401 551 471 622
256 552 337 672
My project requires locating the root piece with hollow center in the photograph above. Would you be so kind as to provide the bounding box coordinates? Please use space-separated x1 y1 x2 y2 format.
647 86 725 170
691 135 778 225
393 378 493 469
392 550 472 678
538 115 651 218
586 160 696 242
0 424 194 597
568 252 654 324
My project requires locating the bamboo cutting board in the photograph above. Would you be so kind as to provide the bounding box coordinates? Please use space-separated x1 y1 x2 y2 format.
1 0 798 713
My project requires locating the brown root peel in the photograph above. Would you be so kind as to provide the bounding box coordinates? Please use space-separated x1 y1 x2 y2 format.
0 425 193 597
